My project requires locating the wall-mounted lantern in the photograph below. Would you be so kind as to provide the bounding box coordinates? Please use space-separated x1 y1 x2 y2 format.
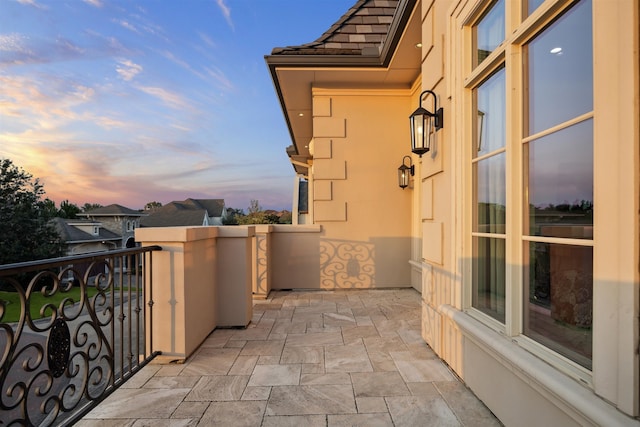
398 156 414 189
409 90 443 157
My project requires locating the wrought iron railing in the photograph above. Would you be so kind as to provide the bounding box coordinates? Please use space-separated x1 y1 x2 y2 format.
0 246 162 426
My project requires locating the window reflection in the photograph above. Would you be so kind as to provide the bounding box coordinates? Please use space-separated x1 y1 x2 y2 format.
476 67 506 157
524 242 592 369
525 119 593 239
474 153 506 234
473 237 506 323
526 0 592 135
474 0 505 67
522 0 593 369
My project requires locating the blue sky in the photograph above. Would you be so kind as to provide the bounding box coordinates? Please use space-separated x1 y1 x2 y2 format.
0 0 354 211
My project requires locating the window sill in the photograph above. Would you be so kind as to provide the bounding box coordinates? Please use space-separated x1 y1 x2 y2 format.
440 304 631 426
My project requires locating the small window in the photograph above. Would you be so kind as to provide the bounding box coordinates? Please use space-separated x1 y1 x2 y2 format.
525 0 545 18
524 0 593 136
473 0 505 67
93 226 99 235
126 220 132 232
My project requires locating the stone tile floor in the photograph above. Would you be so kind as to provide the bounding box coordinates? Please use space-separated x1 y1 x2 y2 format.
79 288 501 426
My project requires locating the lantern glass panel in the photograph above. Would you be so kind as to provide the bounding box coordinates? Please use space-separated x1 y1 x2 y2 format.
410 111 434 155
425 114 434 146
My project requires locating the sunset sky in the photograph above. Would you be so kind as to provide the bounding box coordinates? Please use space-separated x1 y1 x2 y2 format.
0 0 354 211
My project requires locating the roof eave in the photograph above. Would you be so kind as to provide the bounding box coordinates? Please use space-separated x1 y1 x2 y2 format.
265 54 387 162
264 0 418 170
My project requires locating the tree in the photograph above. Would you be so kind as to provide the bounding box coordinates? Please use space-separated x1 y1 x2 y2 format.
222 207 243 225
58 199 81 218
82 203 103 212
41 198 59 219
144 201 162 211
0 159 63 264
235 200 281 225
247 199 262 215
278 210 292 224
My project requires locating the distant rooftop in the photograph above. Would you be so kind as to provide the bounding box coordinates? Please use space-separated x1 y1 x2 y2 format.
51 217 121 243
270 0 399 56
80 204 145 217
176 199 225 217
140 199 225 228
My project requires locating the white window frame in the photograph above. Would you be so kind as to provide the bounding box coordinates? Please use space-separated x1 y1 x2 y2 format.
461 0 596 385
451 0 639 414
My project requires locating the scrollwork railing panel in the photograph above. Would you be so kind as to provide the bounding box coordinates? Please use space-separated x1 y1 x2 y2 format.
0 246 161 426
255 234 269 296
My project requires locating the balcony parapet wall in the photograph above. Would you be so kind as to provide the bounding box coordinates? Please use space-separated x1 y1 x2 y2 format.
267 225 323 291
252 224 323 296
216 226 255 327
135 224 324 361
136 226 254 361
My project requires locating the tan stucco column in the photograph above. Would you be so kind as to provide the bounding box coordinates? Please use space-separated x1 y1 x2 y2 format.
136 226 218 361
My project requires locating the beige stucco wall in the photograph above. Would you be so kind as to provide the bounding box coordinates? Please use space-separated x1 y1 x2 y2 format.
270 225 322 290
310 89 415 289
216 226 254 327
591 0 640 413
417 0 461 370
136 226 217 360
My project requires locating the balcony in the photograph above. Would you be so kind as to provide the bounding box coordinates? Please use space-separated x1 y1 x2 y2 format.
1 225 499 426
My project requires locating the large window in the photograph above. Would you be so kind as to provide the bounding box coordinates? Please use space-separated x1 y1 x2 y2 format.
522 0 593 369
472 67 506 322
468 0 593 370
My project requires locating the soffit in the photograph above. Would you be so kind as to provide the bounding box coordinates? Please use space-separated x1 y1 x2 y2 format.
265 0 421 164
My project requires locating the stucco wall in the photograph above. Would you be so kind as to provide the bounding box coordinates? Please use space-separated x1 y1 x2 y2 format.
310 89 414 289
417 0 459 365
270 225 322 290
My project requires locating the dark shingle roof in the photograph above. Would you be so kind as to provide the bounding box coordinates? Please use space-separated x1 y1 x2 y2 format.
270 0 399 56
140 209 207 228
80 204 144 217
51 218 121 243
181 199 225 217
139 199 225 228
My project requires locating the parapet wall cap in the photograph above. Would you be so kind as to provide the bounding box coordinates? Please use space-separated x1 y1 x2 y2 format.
216 226 256 238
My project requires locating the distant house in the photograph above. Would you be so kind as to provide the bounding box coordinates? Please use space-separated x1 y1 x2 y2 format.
51 217 121 255
78 204 147 249
140 199 227 228
51 217 123 282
